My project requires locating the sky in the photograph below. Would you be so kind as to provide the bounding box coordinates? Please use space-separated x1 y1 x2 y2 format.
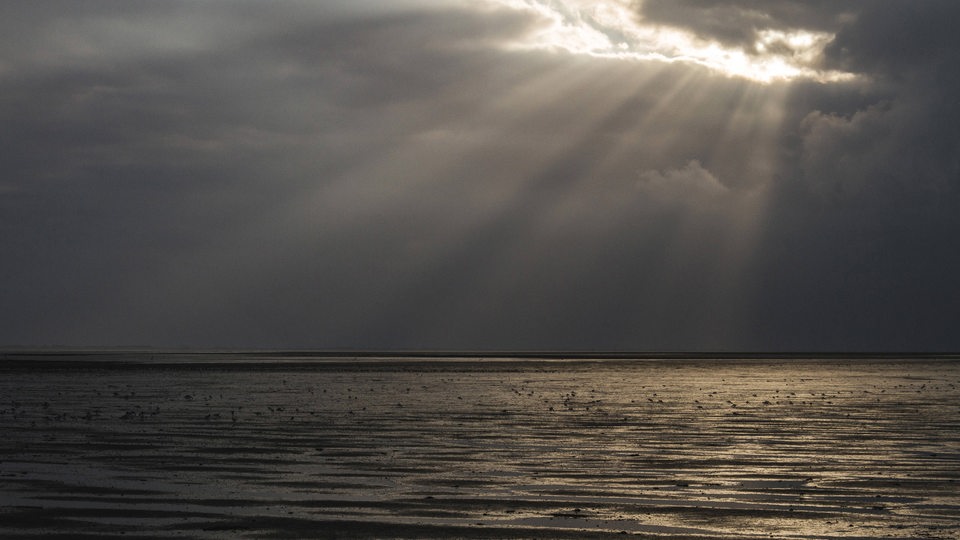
2 0 959 352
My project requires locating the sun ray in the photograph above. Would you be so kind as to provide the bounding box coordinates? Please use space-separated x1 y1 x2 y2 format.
251 2 808 344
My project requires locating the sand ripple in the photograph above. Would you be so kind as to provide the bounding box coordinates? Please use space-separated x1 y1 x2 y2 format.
1 357 958 538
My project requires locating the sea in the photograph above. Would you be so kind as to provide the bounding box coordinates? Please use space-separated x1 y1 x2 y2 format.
1 352 958 538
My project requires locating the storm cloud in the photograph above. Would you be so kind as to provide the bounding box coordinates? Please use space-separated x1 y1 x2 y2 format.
1 1 958 351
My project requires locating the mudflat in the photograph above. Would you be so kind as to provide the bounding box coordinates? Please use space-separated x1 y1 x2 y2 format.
1 356 958 538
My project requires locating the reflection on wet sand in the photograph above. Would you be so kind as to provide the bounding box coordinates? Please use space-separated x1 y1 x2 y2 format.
1 357 958 538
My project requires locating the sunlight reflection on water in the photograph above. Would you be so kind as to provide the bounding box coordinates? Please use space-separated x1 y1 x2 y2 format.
1 358 958 538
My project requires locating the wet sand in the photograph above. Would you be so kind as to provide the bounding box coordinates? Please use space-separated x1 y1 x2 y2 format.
1 356 958 538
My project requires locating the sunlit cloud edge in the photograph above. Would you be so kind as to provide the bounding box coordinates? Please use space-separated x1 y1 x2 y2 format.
484 0 858 85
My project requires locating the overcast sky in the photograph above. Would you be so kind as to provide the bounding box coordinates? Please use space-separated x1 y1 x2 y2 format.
2 1 958 351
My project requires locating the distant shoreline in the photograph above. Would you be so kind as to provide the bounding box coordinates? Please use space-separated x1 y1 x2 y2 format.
1 348 959 358
1 349 957 372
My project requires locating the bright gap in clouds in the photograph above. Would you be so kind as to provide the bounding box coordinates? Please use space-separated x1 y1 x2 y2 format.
488 0 854 84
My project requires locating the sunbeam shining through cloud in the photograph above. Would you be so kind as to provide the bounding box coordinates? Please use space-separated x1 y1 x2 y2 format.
2 1 959 351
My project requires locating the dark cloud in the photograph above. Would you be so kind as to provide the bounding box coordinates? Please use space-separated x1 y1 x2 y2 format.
748 1 960 351
823 0 960 78
781 1 960 197
1 1 958 351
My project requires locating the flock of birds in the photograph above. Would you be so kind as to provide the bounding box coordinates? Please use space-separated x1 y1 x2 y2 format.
2 377 953 429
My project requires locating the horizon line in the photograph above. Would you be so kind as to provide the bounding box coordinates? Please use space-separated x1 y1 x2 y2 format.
2 348 959 360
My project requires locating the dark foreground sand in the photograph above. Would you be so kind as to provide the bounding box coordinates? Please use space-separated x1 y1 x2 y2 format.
1 356 958 539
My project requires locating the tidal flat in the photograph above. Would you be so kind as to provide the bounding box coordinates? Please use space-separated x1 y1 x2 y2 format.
1 355 958 538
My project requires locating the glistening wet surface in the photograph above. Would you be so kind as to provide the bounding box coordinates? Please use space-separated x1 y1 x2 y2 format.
1 357 959 538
